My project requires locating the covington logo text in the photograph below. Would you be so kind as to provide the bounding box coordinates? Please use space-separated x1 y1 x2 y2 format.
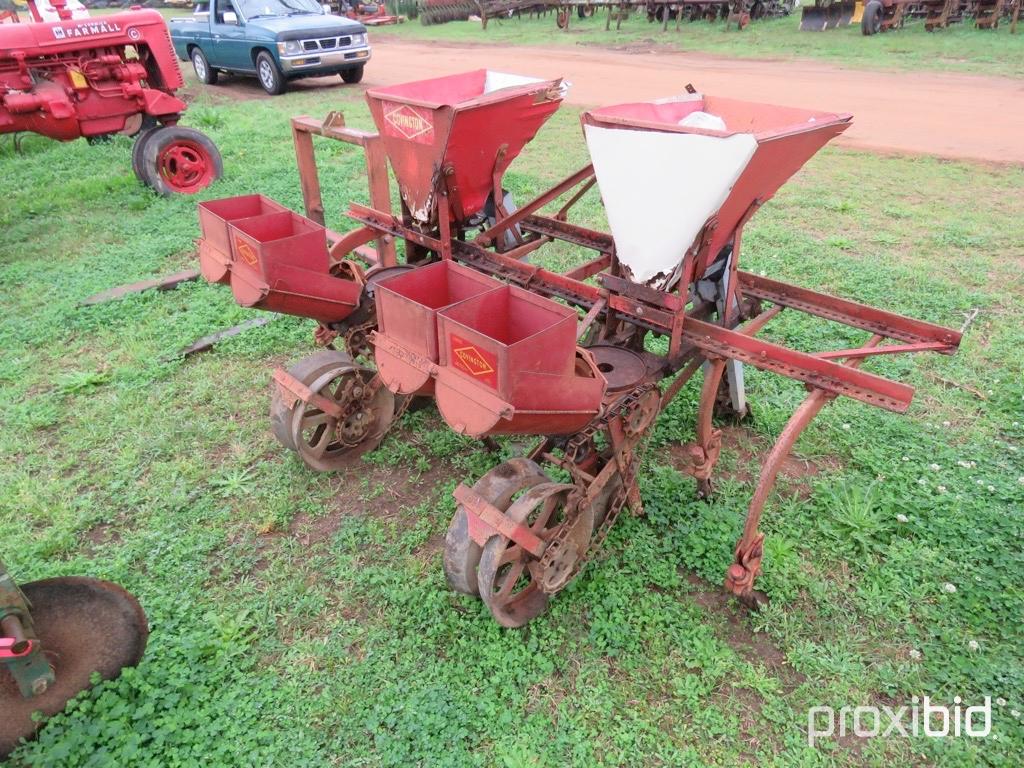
807 697 992 747
52 22 122 40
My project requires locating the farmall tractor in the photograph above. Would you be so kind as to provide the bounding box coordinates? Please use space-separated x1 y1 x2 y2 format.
0 0 222 195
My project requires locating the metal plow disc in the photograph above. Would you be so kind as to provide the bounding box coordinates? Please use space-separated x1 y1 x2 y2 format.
0 578 148 758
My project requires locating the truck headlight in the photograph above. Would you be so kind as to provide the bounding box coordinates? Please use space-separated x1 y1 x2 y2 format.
350 33 366 46
277 40 302 56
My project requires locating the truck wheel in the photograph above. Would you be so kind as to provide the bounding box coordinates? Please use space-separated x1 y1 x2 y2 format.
861 0 883 34
139 126 223 196
340 65 364 84
191 47 218 85
256 51 287 95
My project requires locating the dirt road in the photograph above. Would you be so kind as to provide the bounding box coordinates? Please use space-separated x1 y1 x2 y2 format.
354 39 1024 165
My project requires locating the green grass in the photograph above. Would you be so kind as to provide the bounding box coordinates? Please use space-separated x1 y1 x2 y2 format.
1 73 1023 767
373 14 1024 78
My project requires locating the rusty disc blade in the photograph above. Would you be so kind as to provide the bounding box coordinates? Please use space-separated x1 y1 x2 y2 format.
0 577 148 759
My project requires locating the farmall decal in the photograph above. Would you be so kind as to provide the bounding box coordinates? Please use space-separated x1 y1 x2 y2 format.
381 101 434 145
52 21 123 40
450 335 498 389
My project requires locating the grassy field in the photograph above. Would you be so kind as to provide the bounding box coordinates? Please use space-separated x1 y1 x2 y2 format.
1 73 1022 767
372 14 1024 78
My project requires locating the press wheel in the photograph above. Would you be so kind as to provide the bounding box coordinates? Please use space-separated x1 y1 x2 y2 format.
476 482 574 628
270 350 353 451
443 459 548 597
0 578 147 759
288 357 397 472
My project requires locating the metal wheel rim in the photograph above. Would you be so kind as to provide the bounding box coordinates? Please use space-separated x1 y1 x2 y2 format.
443 458 549 597
476 482 574 628
269 350 355 451
258 60 275 90
288 364 395 472
156 139 215 194
192 52 206 80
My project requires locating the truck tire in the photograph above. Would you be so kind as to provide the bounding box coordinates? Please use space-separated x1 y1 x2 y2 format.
861 0 883 34
256 51 286 95
139 125 223 196
191 47 218 85
340 65 364 84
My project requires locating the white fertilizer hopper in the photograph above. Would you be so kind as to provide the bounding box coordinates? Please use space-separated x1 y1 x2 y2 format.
582 93 852 288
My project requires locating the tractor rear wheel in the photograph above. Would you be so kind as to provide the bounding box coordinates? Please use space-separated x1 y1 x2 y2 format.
138 126 222 196
861 0 882 33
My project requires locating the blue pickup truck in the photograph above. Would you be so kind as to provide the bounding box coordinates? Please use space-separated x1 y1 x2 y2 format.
170 0 371 95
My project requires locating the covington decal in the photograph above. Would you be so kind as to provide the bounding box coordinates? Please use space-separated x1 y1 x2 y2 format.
381 102 434 144
450 335 498 388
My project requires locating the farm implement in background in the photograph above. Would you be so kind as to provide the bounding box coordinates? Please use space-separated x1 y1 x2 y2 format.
192 69 962 627
416 0 794 29
0 0 222 194
0 562 148 757
801 0 1020 32
331 0 406 25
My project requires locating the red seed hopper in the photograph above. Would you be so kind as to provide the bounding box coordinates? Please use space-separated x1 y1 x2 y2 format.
373 261 605 436
197 195 361 324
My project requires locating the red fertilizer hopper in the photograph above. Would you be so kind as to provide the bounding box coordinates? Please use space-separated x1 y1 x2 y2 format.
366 70 566 225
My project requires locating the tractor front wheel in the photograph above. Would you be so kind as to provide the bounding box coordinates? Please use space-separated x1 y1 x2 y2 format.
130 124 159 181
137 126 223 196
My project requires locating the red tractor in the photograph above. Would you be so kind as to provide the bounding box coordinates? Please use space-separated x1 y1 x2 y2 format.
0 0 222 195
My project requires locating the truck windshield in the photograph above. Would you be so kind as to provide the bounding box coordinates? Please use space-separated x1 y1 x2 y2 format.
239 0 324 18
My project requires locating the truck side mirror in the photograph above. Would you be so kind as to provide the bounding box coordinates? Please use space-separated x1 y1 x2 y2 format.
322 4 331 13
223 10 239 24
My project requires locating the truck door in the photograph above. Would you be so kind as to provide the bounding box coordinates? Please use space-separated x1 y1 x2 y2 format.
211 0 253 72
